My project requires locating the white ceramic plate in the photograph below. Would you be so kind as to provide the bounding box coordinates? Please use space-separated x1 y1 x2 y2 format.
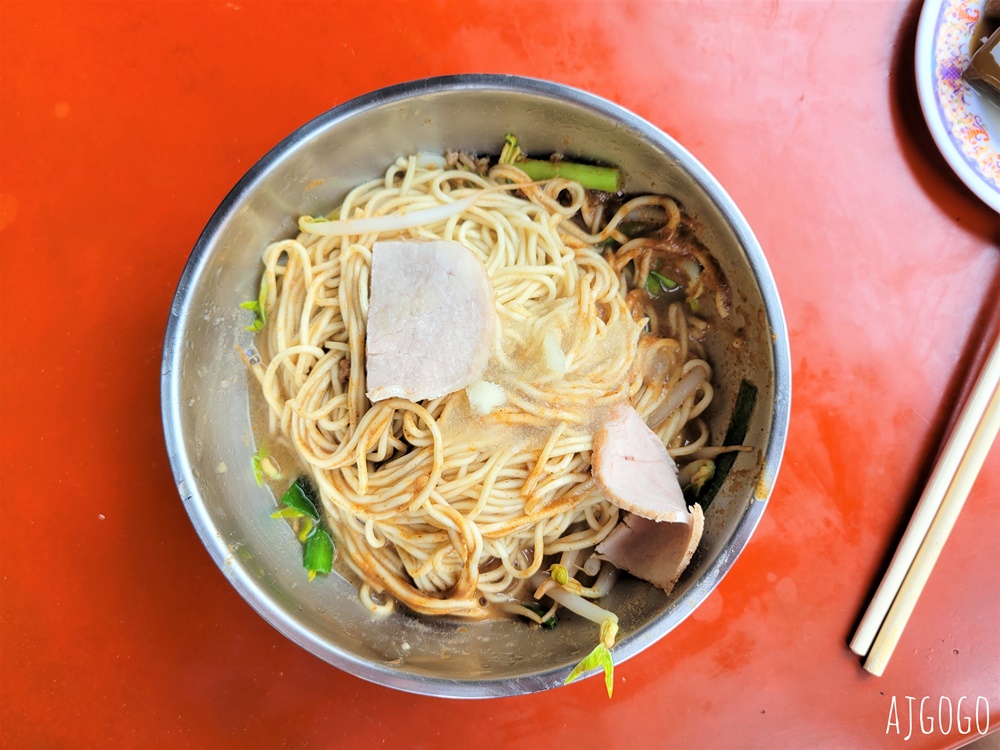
916 0 1000 211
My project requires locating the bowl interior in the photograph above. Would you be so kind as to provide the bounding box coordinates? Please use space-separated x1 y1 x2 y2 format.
162 75 790 698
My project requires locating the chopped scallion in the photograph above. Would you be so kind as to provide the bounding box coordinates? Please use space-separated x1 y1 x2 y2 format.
516 159 620 193
251 450 266 486
499 133 521 165
617 220 657 238
270 477 332 581
257 276 268 315
260 455 281 480
304 529 335 581
270 506 309 520
280 478 320 519
239 276 268 332
296 518 314 543
645 269 679 295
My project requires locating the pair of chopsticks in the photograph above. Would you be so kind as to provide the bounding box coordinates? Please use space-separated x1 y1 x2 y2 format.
850 332 1000 676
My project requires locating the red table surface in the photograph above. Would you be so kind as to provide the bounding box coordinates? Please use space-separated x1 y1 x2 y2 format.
2 0 998 748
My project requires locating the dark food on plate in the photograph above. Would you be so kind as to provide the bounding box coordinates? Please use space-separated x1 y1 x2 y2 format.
965 1 1000 101
966 29 1000 99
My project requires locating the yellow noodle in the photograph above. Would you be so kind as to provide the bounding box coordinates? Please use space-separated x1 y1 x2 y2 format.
250 156 713 620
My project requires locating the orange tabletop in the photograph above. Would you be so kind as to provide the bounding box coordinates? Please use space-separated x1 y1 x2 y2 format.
2 1 998 748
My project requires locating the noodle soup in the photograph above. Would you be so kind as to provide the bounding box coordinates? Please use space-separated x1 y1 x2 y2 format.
241 142 748 692
162 75 790 697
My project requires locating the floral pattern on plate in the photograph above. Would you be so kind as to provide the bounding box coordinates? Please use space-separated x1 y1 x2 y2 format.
932 0 1000 188
917 0 1000 210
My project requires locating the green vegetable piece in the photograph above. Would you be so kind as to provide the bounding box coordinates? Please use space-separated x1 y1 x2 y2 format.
257 277 268 322
695 379 758 509
684 461 716 498
499 133 520 165
239 276 268 332
270 506 310 519
304 528 335 581
617 220 655 238
564 619 617 697
251 450 265 486
280 478 320 519
260 455 281 480
524 604 558 629
598 645 614 696
645 270 679 296
296 518 314 543
517 159 620 193
564 643 615 698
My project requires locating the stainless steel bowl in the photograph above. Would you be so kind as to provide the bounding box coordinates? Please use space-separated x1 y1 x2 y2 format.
161 75 791 698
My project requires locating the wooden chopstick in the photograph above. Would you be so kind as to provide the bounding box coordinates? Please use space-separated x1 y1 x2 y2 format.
850 332 1000 663
863 382 1000 675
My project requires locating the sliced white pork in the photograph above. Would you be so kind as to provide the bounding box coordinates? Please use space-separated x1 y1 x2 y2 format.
366 240 496 402
595 504 704 594
591 402 689 522
592 401 703 592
